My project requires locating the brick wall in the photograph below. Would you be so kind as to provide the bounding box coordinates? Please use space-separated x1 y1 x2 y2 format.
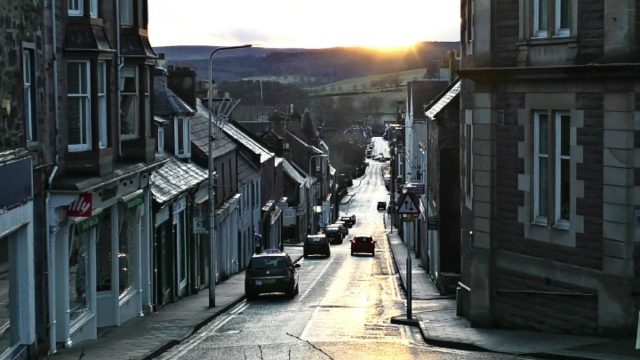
493 0 519 67
576 0 604 64
494 268 598 334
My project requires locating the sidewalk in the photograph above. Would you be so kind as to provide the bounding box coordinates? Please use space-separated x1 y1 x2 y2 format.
386 226 640 360
46 246 304 360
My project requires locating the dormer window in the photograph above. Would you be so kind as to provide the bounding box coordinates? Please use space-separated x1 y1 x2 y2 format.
119 0 147 28
174 117 191 159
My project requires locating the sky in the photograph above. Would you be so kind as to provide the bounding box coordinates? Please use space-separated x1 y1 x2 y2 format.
148 0 460 49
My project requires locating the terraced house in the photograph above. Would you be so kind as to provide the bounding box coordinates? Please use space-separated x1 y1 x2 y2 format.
458 0 640 335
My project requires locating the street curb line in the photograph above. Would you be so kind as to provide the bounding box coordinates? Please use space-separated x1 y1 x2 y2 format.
143 254 304 359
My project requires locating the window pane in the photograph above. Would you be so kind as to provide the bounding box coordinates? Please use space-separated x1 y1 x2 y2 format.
560 0 570 29
560 114 570 156
120 0 133 26
0 236 11 353
177 118 184 155
69 233 89 322
539 157 548 217
68 97 83 145
97 210 112 292
120 95 138 137
538 113 548 154
90 0 98 17
560 158 570 220
67 63 82 94
538 0 548 30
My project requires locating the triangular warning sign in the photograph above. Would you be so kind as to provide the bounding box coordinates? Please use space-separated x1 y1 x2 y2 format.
397 193 420 215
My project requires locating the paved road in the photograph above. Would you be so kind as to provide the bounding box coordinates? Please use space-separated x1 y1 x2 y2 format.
155 137 532 360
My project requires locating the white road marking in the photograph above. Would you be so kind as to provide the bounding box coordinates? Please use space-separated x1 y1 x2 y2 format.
298 254 335 302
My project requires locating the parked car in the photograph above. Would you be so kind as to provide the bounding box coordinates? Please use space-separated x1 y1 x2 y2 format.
304 234 331 257
377 201 387 211
326 223 347 238
340 215 356 227
245 250 300 300
351 234 376 256
324 226 343 244
334 220 349 235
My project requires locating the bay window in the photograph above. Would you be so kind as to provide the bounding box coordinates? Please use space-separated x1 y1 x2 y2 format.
67 61 92 151
98 61 108 149
120 65 139 140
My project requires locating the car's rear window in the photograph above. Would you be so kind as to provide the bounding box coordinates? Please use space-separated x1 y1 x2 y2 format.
307 237 327 244
250 257 287 269
355 237 372 242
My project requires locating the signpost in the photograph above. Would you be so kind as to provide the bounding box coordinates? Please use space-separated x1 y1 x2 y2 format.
394 191 420 324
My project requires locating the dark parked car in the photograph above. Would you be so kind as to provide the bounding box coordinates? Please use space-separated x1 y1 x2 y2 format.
304 234 331 257
329 221 348 236
377 201 387 211
324 227 343 244
351 235 376 256
245 250 300 300
340 215 356 227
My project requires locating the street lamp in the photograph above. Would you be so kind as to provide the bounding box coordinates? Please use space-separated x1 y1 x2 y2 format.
208 44 251 308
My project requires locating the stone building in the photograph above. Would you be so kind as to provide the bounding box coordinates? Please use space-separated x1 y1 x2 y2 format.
458 0 640 335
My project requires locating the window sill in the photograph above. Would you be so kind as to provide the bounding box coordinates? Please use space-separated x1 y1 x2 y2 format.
519 37 577 46
530 219 548 227
552 220 570 231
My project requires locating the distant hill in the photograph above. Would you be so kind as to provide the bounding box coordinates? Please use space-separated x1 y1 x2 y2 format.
154 42 459 85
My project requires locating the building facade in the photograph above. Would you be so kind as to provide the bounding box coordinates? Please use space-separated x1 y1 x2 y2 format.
459 0 640 335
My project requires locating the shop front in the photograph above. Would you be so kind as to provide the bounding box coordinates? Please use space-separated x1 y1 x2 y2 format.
47 173 152 348
0 153 35 360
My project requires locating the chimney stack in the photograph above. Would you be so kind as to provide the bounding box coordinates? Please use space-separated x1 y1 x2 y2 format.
167 66 197 109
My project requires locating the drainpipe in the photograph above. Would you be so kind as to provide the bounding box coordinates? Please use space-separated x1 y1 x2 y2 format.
115 0 123 158
47 0 60 354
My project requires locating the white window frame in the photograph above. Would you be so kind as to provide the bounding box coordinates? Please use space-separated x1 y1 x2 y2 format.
119 65 139 140
67 61 92 152
23 47 37 143
554 0 571 38
554 112 570 228
98 61 108 149
533 111 549 224
68 0 83 16
532 0 549 38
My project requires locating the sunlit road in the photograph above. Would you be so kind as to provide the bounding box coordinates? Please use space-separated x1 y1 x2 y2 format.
156 138 525 359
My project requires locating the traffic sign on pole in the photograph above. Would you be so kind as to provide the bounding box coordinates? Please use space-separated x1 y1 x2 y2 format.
397 193 420 215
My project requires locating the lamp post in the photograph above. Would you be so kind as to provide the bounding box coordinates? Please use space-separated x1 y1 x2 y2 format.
307 153 328 234
208 44 251 308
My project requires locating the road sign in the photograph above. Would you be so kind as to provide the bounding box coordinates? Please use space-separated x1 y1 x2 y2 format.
397 193 420 215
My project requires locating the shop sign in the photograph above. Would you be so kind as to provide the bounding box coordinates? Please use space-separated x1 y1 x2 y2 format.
75 212 103 235
0 156 32 210
122 192 144 209
406 182 425 195
68 193 93 217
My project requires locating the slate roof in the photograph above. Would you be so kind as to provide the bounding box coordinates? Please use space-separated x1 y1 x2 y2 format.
191 99 238 159
425 80 461 120
222 122 274 164
237 153 260 185
151 157 207 204
153 77 194 117
281 159 304 185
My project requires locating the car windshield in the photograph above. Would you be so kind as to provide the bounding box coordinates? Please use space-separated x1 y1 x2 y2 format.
356 237 372 242
307 237 326 244
250 257 286 269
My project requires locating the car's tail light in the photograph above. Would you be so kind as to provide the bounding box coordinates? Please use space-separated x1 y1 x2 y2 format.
371 240 376 244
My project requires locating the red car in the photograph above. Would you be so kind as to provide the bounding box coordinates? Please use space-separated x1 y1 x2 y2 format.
351 234 376 256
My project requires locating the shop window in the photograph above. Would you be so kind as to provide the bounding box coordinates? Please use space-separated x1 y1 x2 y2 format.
69 231 89 321
119 206 139 295
96 210 112 292
0 236 11 355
